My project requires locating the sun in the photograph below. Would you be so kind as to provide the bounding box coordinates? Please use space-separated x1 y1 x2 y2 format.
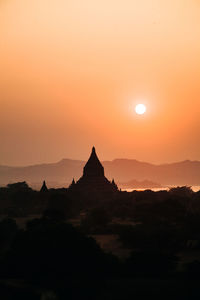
135 104 146 115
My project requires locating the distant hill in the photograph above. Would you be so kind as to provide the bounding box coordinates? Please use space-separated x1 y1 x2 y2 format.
117 179 162 189
104 159 200 186
0 158 200 188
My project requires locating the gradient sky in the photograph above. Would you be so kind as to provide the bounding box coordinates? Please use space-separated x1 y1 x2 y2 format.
0 0 200 166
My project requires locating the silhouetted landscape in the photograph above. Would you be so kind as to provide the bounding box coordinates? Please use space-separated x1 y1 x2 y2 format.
0 148 200 299
1 158 200 188
1 0 200 298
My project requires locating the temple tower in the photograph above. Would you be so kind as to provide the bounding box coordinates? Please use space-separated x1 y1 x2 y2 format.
83 146 104 177
40 180 48 192
69 147 118 194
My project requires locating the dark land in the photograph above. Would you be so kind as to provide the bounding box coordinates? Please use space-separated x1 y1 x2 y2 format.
0 148 200 299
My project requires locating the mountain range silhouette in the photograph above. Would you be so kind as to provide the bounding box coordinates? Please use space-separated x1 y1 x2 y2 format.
0 158 200 187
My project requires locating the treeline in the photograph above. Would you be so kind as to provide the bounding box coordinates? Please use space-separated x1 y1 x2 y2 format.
0 215 199 299
0 183 200 298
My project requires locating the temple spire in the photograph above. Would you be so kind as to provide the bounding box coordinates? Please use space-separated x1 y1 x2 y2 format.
40 180 48 192
69 178 76 190
83 146 104 177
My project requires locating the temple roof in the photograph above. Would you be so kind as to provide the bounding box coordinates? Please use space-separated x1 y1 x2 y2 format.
70 146 118 194
83 147 104 177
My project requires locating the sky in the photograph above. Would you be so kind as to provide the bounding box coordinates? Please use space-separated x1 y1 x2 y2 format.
0 0 200 166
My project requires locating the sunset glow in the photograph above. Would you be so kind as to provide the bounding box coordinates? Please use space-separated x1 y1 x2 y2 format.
1 2 200 295
0 0 200 165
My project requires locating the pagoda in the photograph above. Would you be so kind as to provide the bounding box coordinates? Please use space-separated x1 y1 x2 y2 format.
40 180 48 192
69 147 118 194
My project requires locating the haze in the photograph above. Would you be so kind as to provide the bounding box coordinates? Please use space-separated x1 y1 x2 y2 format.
0 0 200 166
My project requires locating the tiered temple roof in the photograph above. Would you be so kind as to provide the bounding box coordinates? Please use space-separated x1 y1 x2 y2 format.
69 147 118 194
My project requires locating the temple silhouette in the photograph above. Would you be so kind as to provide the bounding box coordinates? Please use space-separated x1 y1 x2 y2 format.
69 146 118 194
40 180 48 192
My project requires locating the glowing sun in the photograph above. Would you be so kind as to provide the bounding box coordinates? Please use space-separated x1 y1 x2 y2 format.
135 104 146 115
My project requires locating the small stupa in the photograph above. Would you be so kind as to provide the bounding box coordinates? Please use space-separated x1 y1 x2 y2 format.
69 147 118 194
40 180 48 192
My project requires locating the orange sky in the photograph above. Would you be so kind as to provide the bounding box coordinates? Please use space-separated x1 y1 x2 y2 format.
0 0 200 166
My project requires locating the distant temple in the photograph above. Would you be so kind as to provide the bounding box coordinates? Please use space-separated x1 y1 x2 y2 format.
69 147 118 194
40 180 48 192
